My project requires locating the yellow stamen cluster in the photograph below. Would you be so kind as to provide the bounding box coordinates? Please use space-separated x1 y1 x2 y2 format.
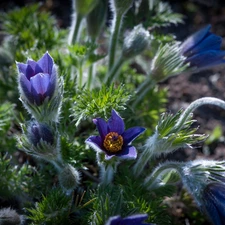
103 132 123 153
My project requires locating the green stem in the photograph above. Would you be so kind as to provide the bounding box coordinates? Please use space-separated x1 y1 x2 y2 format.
144 161 183 190
174 97 225 132
69 13 83 45
105 56 124 85
132 77 156 108
108 13 123 70
87 64 94 89
78 64 83 88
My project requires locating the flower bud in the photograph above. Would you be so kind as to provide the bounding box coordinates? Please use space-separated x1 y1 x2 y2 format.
111 0 133 16
17 52 63 122
122 25 149 59
28 121 54 146
86 0 107 40
0 208 23 225
74 0 99 16
58 164 80 191
18 121 60 162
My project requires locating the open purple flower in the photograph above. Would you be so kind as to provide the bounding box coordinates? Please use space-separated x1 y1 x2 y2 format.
202 183 225 225
17 52 57 106
86 110 145 160
180 25 225 69
105 214 152 225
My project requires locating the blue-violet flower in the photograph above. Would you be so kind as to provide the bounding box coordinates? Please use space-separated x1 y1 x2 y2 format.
17 52 56 106
86 110 145 160
105 214 152 225
202 183 225 225
180 24 225 69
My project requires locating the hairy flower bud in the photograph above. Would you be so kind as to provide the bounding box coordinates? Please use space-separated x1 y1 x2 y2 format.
0 208 23 225
58 164 80 191
28 121 54 146
86 0 107 40
122 25 149 59
18 121 60 162
74 0 99 16
111 0 133 16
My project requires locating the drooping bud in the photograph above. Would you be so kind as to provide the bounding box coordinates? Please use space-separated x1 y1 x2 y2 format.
122 25 149 59
86 0 107 40
0 208 23 225
58 164 80 192
74 0 99 16
150 42 188 82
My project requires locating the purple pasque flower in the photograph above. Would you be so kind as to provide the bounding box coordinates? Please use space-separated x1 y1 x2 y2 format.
105 214 152 225
17 52 57 106
86 110 145 160
202 182 225 225
180 25 225 69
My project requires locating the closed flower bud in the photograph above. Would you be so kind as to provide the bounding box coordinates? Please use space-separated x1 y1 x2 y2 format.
58 164 80 191
86 0 107 40
0 208 23 225
111 0 133 16
74 0 99 16
28 121 54 146
122 25 149 59
18 121 60 162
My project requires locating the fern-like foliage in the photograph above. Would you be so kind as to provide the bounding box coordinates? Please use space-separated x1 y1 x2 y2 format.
26 188 72 225
71 84 131 126
148 0 184 28
0 102 14 134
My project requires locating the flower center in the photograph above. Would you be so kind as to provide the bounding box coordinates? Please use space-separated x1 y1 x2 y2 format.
103 132 123 153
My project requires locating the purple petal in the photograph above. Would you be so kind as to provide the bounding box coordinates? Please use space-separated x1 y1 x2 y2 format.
85 136 104 152
30 73 50 95
26 64 35 80
46 66 57 98
16 62 27 74
185 33 222 57
34 64 44 74
181 25 211 55
186 50 225 68
123 127 146 145
37 52 54 74
19 74 34 103
27 59 37 70
116 145 137 160
122 214 149 225
108 110 125 134
93 118 108 139
105 216 121 225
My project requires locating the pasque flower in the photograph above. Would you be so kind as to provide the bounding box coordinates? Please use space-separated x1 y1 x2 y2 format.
202 182 225 225
105 214 152 225
17 52 56 106
180 24 225 69
86 110 145 160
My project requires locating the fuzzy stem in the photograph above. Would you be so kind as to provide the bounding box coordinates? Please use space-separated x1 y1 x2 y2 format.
78 64 83 88
174 97 225 132
105 55 124 85
133 149 154 177
69 13 83 45
108 13 123 70
87 64 94 89
132 77 156 108
100 163 117 185
144 161 183 190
